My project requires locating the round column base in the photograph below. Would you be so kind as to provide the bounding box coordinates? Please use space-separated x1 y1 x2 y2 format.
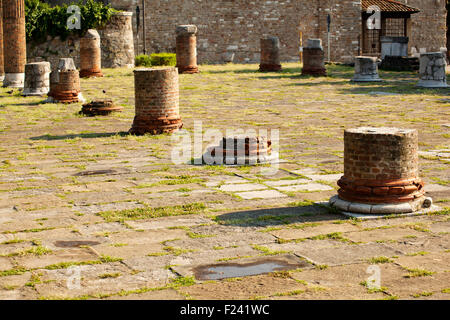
2 73 25 88
79 70 104 78
22 87 50 96
259 64 282 72
351 75 382 82
417 80 449 88
129 117 183 135
329 195 432 215
46 92 85 104
302 68 327 77
177 66 199 74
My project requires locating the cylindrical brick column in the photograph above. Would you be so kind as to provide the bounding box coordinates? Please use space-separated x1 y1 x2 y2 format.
48 58 83 104
259 36 282 72
80 29 103 78
2 0 26 88
330 127 431 214
0 0 4 82
130 67 183 135
22 62 51 96
175 25 199 74
302 39 326 77
352 56 382 82
417 52 449 88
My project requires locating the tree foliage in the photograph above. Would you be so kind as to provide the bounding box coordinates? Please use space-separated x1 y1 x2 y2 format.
25 0 116 43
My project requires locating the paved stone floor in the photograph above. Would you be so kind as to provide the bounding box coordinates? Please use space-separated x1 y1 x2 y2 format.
0 63 448 300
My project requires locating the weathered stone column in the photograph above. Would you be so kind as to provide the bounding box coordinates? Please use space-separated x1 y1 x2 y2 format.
48 58 83 104
130 67 183 135
302 39 326 76
417 52 449 88
2 0 26 88
175 25 199 74
352 56 382 82
80 29 103 78
330 127 432 214
99 12 134 68
259 36 282 72
0 0 4 82
22 62 51 96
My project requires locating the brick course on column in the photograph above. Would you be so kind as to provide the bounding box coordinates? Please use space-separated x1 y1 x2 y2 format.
0 0 4 81
48 58 82 104
336 127 427 211
130 67 183 135
2 0 26 88
80 29 103 78
175 25 199 74
259 36 282 72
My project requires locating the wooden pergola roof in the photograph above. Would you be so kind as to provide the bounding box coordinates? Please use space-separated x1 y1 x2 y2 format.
362 0 420 13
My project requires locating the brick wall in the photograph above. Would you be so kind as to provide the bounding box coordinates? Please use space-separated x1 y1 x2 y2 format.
399 0 447 53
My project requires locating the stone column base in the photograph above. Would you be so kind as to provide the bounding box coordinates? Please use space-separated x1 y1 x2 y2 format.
129 116 183 135
177 65 199 74
417 80 449 88
2 73 25 88
80 70 104 78
22 87 50 96
302 67 327 77
329 195 432 215
259 64 282 72
351 75 382 82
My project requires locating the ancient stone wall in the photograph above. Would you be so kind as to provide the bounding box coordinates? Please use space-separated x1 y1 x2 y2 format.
26 12 134 69
399 0 447 54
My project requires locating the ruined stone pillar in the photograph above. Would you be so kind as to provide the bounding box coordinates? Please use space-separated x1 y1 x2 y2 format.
175 25 199 74
259 36 282 72
0 0 4 82
130 67 183 135
330 127 432 215
352 56 382 82
48 58 83 103
80 29 103 78
22 62 51 96
302 39 326 76
2 0 26 88
417 52 449 88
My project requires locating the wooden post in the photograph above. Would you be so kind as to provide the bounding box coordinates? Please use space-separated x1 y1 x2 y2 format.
299 30 303 64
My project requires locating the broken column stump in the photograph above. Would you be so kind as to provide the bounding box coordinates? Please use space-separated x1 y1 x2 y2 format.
352 56 382 82
22 61 51 96
129 67 183 135
2 0 26 88
330 127 432 214
176 25 199 74
80 100 123 116
417 52 449 88
80 29 103 78
203 135 275 165
301 39 326 77
259 36 282 72
48 58 84 104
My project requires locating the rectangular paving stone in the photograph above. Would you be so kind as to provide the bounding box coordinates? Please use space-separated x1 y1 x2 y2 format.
269 223 361 241
264 179 310 187
294 243 403 266
303 174 342 183
0 257 14 271
274 183 333 192
235 190 287 200
15 248 99 269
393 251 450 273
219 183 267 192
344 228 428 243
125 216 212 230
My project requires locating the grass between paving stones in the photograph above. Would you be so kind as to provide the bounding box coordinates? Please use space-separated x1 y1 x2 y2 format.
403 268 436 278
96 202 207 222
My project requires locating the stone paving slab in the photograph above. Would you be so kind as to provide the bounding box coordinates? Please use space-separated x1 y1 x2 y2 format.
264 179 310 187
125 216 212 230
385 234 450 255
14 247 99 270
393 251 450 273
343 228 427 243
303 174 342 182
0 257 14 271
235 190 287 200
105 289 185 300
294 243 403 266
218 183 267 192
426 184 450 192
428 221 450 234
274 183 333 192
269 223 360 241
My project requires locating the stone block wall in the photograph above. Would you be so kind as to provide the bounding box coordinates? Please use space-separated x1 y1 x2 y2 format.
27 12 134 69
399 0 447 54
